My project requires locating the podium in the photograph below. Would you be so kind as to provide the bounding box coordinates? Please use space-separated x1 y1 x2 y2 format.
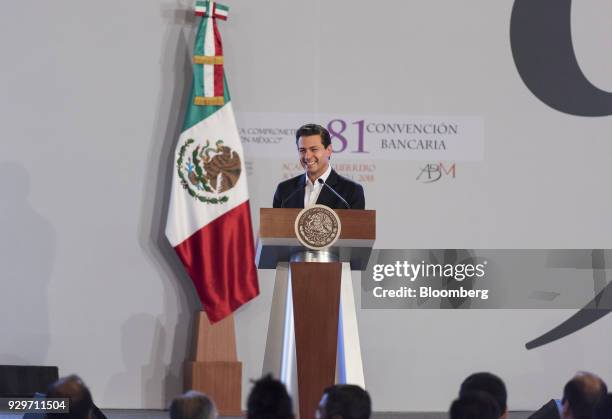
256 208 375 419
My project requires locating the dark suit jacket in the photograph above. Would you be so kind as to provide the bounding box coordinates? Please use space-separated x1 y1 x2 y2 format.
272 169 365 209
528 399 561 419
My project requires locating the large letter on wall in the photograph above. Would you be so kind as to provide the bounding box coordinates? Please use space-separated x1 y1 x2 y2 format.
510 0 612 116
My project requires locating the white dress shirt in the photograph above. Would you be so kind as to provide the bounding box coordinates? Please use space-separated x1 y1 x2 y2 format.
304 164 332 208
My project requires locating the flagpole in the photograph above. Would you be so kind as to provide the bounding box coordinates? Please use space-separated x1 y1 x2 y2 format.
178 1 251 414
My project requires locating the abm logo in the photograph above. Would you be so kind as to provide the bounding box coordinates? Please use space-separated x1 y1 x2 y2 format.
416 163 456 183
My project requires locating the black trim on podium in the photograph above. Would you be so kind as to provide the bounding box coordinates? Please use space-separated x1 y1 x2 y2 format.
0 365 59 397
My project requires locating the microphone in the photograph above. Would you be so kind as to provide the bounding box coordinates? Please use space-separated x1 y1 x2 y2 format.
318 178 350 209
281 181 307 208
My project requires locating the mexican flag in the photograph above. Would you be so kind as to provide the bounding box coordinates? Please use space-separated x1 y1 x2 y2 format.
165 0 259 323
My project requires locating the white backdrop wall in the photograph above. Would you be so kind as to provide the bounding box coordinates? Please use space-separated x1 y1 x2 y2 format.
1 0 612 411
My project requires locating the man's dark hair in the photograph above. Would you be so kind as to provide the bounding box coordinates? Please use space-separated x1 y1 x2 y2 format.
450 391 501 419
295 123 331 148
46 375 93 419
459 372 507 414
170 390 216 419
319 384 371 419
593 393 612 419
563 373 608 419
246 374 293 419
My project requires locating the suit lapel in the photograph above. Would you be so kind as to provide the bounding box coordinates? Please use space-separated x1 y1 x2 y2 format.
288 174 307 208
315 169 338 207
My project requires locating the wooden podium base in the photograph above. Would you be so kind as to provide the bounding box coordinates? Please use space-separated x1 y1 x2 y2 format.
184 312 243 416
292 261 342 419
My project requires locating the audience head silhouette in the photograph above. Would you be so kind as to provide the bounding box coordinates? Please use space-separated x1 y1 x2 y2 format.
316 384 371 419
460 372 508 419
450 391 501 419
46 375 94 419
170 390 216 419
246 374 293 419
562 372 607 419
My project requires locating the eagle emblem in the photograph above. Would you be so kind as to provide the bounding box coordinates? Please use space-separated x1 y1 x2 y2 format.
177 138 241 204
295 205 341 250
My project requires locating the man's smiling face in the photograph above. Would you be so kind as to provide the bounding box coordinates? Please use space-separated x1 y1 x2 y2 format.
298 134 332 181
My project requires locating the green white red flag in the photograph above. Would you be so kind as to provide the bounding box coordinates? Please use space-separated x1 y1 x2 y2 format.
165 0 259 323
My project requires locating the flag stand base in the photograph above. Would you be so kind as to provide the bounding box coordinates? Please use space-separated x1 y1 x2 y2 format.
184 312 243 416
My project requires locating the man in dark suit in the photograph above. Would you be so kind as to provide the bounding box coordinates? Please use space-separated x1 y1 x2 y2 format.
272 124 365 209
